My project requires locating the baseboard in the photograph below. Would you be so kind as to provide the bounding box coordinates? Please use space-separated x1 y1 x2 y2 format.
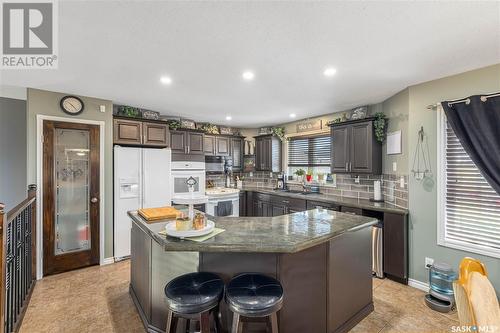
408 278 429 292
100 257 115 265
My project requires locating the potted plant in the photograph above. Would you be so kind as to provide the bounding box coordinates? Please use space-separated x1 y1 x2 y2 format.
317 172 325 183
167 119 181 130
373 112 388 143
294 169 305 182
306 169 313 182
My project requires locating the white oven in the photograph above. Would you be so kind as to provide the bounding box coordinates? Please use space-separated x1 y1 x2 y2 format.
171 161 206 197
206 188 240 217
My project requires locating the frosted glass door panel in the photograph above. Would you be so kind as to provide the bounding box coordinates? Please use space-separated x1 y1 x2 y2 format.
54 128 91 255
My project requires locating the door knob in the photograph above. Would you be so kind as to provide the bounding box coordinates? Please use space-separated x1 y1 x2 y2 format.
91 197 99 203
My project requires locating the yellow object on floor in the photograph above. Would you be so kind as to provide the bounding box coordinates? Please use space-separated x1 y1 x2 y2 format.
453 257 500 332
138 206 180 222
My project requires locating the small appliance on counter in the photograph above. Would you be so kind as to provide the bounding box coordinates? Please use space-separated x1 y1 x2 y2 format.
276 173 287 190
424 262 456 313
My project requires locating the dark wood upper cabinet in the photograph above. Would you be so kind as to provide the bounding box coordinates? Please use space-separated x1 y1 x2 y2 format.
254 134 282 172
187 132 204 155
113 118 168 147
170 130 205 156
216 136 230 156
143 122 169 147
231 137 243 171
170 131 187 154
114 118 143 145
329 118 381 174
203 135 216 155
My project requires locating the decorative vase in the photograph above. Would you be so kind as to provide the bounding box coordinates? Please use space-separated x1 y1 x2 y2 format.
306 175 313 182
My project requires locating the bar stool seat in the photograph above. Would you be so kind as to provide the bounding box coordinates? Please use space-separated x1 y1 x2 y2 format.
165 272 224 333
226 273 283 333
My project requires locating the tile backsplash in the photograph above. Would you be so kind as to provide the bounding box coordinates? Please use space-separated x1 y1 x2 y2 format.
206 172 409 209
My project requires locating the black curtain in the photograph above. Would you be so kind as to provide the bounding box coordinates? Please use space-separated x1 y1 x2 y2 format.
442 94 500 195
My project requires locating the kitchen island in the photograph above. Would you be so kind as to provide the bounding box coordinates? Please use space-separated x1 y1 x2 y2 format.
128 208 377 333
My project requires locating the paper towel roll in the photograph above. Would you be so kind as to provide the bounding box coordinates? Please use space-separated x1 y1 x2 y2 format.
373 180 382 201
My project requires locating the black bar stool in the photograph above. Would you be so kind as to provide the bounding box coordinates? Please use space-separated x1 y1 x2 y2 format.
164 272 224 333
225 273 284 333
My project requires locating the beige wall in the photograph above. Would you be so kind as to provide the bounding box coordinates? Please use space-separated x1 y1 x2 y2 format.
380 88 409 174
27 89 114 259
406 64 500 292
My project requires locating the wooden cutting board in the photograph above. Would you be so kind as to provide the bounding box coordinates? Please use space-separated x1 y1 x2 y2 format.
138 207 180 223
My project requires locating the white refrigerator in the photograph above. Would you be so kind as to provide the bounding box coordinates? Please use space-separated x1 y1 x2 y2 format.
114 146 172 259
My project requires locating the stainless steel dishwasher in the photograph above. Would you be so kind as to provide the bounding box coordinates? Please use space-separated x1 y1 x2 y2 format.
372 222 384 278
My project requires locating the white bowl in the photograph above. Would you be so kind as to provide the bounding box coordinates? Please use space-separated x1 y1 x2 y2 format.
164 220 215 239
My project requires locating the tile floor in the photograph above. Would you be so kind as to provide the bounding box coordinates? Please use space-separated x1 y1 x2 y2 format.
20 260 458 333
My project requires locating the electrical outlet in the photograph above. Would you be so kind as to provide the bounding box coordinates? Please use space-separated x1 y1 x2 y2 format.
269 172 273 178
400 176 405 188
355 176 360 184
392 162 397 172
99 105 106 113
425 257 434 269
249 172 253 177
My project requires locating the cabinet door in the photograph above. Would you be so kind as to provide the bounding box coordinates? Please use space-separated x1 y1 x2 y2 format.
350 121 373 173
216 137 230 156
187 132 204 155
239 192 246 216
142 122 169 147
255 138 263 171
114 118 142 145
383 213 408 283
331 125 350 173
263 137 272 171
170 131 187 153
272 204 287 216
231 138 243 170
203 135 216 155
262 201 272 217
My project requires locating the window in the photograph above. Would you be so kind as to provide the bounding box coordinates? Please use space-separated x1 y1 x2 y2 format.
287 134 331 176
437 108 500 258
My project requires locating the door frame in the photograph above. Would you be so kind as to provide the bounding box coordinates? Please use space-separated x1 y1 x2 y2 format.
36 115 105 279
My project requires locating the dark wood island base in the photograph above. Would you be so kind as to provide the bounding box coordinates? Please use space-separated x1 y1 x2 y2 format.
128 209 376 333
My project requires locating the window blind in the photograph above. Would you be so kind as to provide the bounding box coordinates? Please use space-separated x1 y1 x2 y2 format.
288 135 331 167
444 120 500 253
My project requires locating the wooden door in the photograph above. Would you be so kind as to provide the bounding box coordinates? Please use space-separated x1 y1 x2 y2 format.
187 132 204 155
231 138 243 171
113 118 142 145
216 137 230 156
350 121 372 173
43 121 100 275
142 122 169 147
331 125 350 173
203 135 216 155
170 131 186 154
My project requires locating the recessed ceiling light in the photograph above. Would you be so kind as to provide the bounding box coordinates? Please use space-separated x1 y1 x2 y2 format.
160 76 172 85
289 113 296 118
226 116 232 121
242 71 255 81
323 67 337 77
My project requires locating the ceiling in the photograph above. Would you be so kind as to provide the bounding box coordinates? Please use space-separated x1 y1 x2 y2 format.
1 1 499 127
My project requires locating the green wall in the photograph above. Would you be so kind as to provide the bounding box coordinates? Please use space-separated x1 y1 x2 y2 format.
27 89 114 259
384 64 500 293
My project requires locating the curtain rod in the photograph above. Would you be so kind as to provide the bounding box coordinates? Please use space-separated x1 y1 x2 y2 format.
426 91 500 110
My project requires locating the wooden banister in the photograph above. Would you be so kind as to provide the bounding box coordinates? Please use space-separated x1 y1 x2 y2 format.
1 184 37 333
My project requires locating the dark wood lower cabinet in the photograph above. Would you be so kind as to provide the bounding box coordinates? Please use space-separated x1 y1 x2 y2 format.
383 212 408 284
240 191 408 284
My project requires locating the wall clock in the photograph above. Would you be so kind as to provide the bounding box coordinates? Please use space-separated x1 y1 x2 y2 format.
60 95 84 115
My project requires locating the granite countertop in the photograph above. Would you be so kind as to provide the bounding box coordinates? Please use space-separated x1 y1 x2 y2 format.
128 209 377 253
241 186 409 215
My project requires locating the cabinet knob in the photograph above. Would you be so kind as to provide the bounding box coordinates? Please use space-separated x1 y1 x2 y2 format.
91 197 99 203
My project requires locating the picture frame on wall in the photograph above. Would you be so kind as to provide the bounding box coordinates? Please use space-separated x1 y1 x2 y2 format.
244 155 256 172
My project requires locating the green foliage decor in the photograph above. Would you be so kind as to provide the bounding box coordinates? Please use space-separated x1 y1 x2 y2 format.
117 105 141 118
271 127 285 141
200 123 219 134
373 112 388 143
294 169 305 176
167 119 181 130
